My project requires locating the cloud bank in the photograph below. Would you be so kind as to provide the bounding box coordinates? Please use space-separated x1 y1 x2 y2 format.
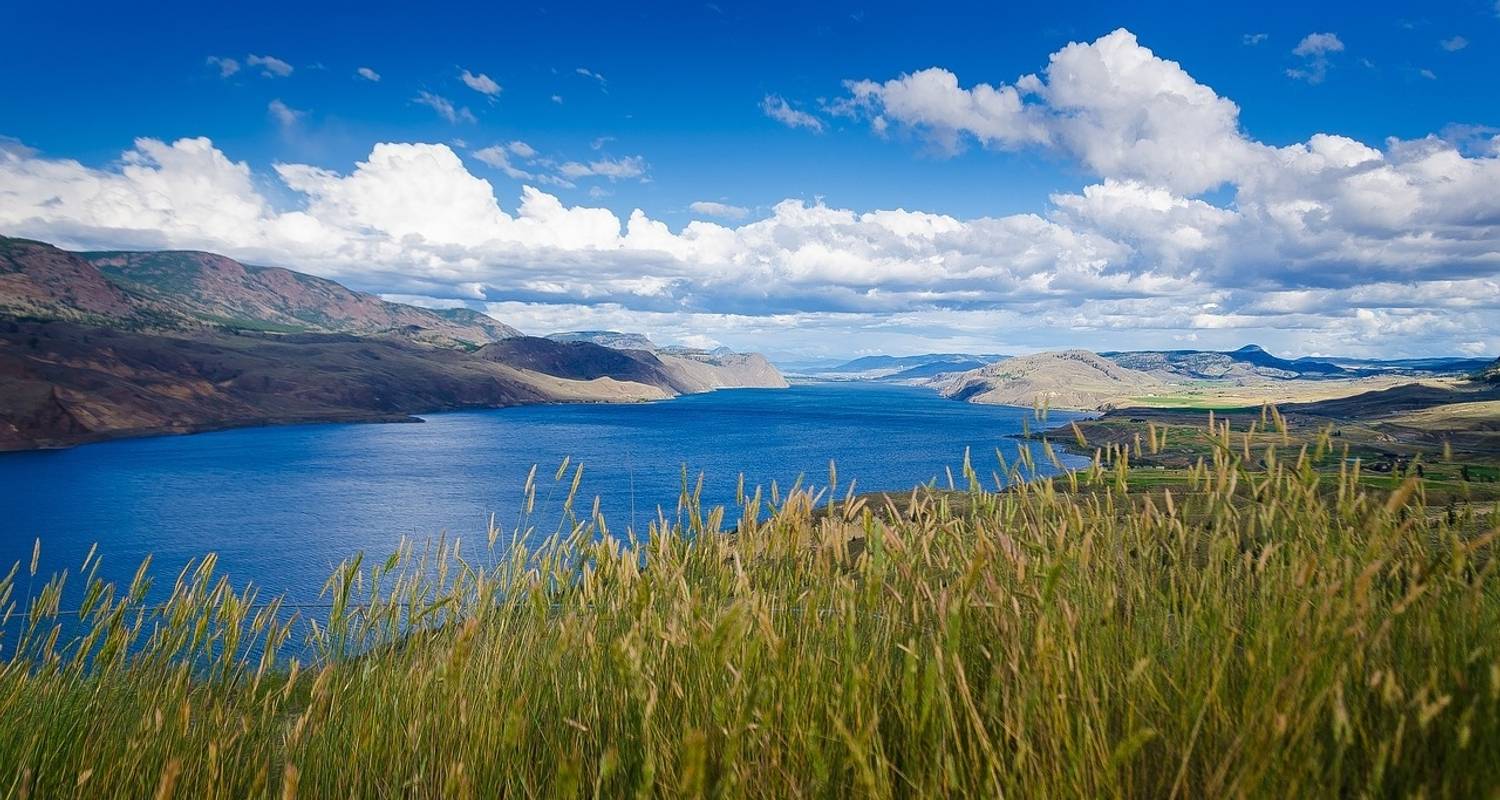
2 29 1497 357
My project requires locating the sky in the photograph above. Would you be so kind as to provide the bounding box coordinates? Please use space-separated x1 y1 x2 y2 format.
1 0 1498 361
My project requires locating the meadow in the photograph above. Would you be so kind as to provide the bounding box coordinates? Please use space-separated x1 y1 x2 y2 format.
2 421 1498 798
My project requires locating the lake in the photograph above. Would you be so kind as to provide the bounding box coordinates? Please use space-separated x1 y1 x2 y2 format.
0 382 1088 603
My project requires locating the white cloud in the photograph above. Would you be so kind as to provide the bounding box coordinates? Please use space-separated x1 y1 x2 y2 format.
689 201 749 220
4 28 1498 357
357 66 381 82
460 69 501 97
246 54 294 78
575 67 607 89
1420 68 1438 80
267 99 305 127
206 56 239 78
1439 36 1468 52
551 95 564 104
557 155 648 181
471 145 532 179
832 30 1258 194
1292 33 1344 57
414 91 476 124
1242 33 1268 46
1287 33 1344 83
761 95 824 133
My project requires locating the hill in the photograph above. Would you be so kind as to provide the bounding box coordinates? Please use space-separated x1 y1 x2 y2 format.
797 353 1008 381
0 237 787 449
933 350 1164 410
0 320 678 451
86 247 522 346
541 330 790 391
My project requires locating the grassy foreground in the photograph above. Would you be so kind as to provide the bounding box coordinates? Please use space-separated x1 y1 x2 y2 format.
3 425 1500 798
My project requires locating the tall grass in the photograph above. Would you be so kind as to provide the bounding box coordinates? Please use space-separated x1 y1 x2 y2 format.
2 424 1498 797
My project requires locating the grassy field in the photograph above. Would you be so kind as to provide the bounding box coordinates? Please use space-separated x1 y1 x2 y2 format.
3 427 1500 798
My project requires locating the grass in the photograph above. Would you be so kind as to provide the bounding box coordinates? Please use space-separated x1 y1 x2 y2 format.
2 425 1500 798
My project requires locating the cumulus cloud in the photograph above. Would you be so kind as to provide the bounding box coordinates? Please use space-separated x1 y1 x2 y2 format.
414 91 476 124
1439 36 1468 52
831 30 1257 194
4 28 1498 357
267 99 305 127
761 95 824 132
689 201 749 220
246 54 294 78
1242 33 1268 46
356 66 381 82
460 69 501 97
206 56 239 78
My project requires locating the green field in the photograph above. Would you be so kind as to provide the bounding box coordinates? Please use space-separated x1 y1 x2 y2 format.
3 437 1499 798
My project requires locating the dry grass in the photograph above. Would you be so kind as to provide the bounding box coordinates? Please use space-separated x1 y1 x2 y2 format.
2 426 1499 798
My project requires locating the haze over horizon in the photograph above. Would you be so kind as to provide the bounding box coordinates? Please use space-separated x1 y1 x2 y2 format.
2 1 1497 360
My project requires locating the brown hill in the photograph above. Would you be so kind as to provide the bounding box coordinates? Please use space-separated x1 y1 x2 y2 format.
85 248 521 346
933 350 1165 411
0 320 671 451
0 237 173 327
0 236 788 449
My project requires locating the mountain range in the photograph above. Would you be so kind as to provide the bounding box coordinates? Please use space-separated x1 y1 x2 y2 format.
0 236 786 450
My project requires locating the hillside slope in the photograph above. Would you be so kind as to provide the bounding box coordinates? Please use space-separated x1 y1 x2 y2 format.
542 330 789 391
86 248 521 346
0 320 670 451
0 237 788 449
934 350 1165 410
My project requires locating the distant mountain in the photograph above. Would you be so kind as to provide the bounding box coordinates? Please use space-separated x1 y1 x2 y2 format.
797 353 1008 381
1102 344 1489 381
1103 344 1346 381
1314 355 1496 374
933 351 1164 411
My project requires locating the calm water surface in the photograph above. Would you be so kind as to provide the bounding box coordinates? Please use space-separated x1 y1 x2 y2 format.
0 382 1087 602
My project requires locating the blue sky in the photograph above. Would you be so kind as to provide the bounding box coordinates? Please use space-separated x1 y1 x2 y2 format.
2 0 1499 359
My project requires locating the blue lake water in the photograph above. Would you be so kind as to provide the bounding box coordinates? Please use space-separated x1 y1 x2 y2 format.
0 382 1087 603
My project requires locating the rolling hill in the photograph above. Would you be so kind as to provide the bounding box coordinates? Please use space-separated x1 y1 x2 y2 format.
933 351 1166 411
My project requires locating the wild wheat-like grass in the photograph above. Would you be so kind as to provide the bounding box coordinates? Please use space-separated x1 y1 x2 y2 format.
1 423 1498 798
